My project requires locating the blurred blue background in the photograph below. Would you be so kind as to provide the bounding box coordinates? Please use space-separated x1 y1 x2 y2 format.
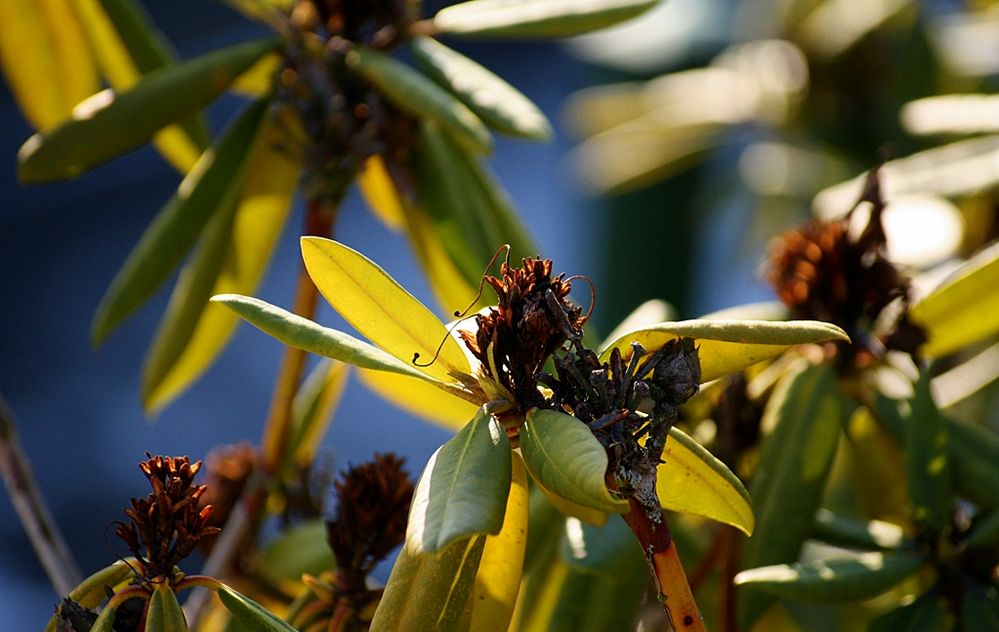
0 2 773 629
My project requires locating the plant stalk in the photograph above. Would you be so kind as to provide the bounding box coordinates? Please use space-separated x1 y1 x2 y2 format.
0 393 82 595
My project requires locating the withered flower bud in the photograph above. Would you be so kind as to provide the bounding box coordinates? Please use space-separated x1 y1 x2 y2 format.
325 453 414 598
114 454 221 581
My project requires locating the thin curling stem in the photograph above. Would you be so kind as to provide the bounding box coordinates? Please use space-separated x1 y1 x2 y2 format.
0 392 83 595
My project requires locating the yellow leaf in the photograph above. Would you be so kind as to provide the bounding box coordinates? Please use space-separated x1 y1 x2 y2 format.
469 452 529 632
357 367 478 431
301 237 472 384
600 319 849 382
358 155 406 231
144 110 300 411
0 0 99 129
73 0 201 171
658 427 755 535
231 52 281 96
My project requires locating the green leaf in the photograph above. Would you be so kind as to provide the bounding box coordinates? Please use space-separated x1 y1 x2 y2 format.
216 583 298 632
257 519 335 583
75 0 209 170
658 426 754 535
911 241 999 358
433 0 658 38
301 236 471 385
410 37 551 140
966 509 999 550
868 591 947 632
67 559 137 608
371 536 486 632
960 583 999 632
407 407 512 554
520 409 628 515
740 362 844 629
810 509 909 552
0 0 100 130
413 121 538 291
139 105 301 412
210 294 455 386
950 417 999 509
906 373 953 533
734 552 924 603
557 511 640 574
599 319 849 382
90 602 120 632
145 583 187 632
347 45 492 154
288 360 349 468
18 37 277 182
91 99 269 347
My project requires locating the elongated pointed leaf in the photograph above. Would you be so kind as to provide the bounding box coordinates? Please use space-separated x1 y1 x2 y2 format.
211 294 458 389
140 106 301 412
301 236 472 384
257 519 334 583
520 409 628 514
658 426 754 535
966 509 999 550
358 367 479 431
869 591 947 632
90 602 120 632
906 373 952 533
91 99 269 347
469 452 528 632
216 584 298 632
740 362 844 629
347 45 491 154
0 0 99 130
433 0 658 38
911 241 999 358
414 122 538 292
411 37 550 140
67 559 137 608
371 536 486 632
407 407 511 554
358 155 406 230
288 360 349 468
599 319 849 382
810 509 909 552
734 552 923 603
74 0 209 171
146 582 187 632
18 37 277 182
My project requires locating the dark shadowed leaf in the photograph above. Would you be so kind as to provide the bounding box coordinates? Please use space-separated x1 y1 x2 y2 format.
217 583 298 632
905 373 953 533
145 583 186 632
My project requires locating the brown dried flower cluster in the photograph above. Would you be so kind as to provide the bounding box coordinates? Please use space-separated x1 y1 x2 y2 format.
460 256 586 412
115 454 220 580
766 171 925 367
325 452 414 598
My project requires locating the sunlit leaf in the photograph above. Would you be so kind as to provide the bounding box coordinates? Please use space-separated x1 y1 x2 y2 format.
89 601 120 632
534 483 608 527
347 45 491 154
358 155 406 231
231 52 282 97
810 509 909 552
211 294 464 391
91 99 269 347
520 409 628 515
145 582 187 632
433 0 658 38
658 426 754 535
734 552 924 603
411 37 551 140
407 407 511 554
358 367 479 431
414 122 539 291
288 360 349 467
469 452 528 632
911 241 999 358
599 319 849 382
868 591 947 632
740 362 844 630
18 37 277 182
257 519 334 583
301 236 472 384
141 106 301 412
216 583 298 632
371 537 486 632
74 0 209 171
905 373 952 533
0 0 99 130
67 559 137 608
